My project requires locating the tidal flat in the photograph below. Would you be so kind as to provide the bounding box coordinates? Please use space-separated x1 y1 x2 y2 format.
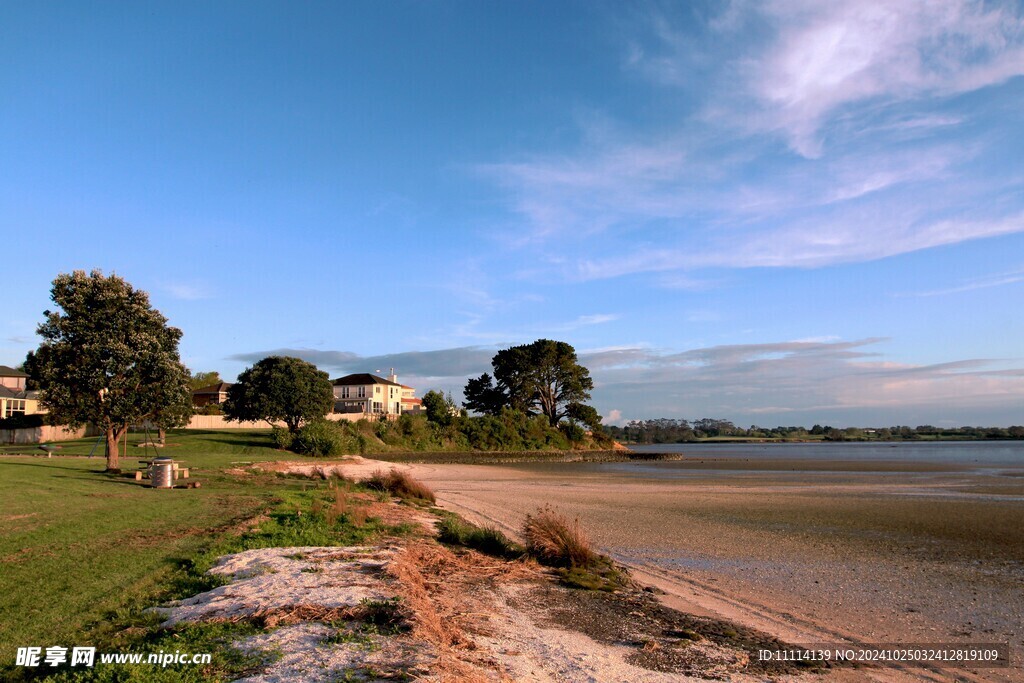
409 442 1024 681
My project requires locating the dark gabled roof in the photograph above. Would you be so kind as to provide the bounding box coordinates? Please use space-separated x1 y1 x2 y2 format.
0 365 28 378
332 373 401 387
0 386 29 399
192 382 233 395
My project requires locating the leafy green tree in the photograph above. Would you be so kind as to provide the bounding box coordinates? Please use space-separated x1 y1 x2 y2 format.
32 270 192 472
465 339 596 426
224 356 333 433
189 371 222 391
422 389 457 426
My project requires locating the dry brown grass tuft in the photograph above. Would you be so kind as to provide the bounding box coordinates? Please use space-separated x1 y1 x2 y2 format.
349 505 368 527
522 505 596 568
364 468 436 504
387 541 538 682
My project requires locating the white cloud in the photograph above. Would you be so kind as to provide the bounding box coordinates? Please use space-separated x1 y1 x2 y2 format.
604 408 624 425
747 0 1024 157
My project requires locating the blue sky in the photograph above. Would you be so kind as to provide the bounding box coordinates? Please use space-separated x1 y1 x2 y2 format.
3 0 1023 427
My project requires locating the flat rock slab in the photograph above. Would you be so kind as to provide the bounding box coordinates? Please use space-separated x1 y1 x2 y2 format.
156 546 396 627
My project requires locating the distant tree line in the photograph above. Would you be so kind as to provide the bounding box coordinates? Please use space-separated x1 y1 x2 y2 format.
605 419 1024 443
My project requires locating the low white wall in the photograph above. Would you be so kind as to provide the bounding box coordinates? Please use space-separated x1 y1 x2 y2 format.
184 413 396 429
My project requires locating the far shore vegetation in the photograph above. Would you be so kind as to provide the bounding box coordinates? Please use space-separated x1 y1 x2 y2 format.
606 417 1024 444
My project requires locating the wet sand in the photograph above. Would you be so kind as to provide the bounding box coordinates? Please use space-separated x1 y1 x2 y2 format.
407 455 1024 682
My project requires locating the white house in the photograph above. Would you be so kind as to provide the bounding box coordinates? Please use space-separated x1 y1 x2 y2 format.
332 370 417 416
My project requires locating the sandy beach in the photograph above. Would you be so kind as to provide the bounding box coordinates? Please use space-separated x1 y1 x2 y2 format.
401 450 1024 682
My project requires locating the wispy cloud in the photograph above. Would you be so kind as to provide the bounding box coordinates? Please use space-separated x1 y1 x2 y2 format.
740 0 1024 157
476 1 1024 283
161 282 214 301
896 267 1024 297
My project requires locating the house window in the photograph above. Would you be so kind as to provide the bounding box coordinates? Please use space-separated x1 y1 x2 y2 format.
341 387 350 399
375 386 381 395
373 401 383 413
357 386 365 398
4 399 26 417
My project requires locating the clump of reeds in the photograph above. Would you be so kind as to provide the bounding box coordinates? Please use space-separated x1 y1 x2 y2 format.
522 505 596 568
522 506 628 591
321 482 367 527
363 468 436 504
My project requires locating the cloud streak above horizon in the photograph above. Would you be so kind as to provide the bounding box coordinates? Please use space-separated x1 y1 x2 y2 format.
229 338 1024 427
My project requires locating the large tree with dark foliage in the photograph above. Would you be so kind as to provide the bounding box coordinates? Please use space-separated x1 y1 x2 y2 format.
224 356 333 433
464 339 595 426
461 373 506 416
32 270 192 472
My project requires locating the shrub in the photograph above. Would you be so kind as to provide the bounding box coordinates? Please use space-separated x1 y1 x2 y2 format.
363 468 435 504
292 419 346 457
556 559 627 592
271 425 294 450
559 423 586 444
437 515 523 559
436 515 472 545
522 505 596 568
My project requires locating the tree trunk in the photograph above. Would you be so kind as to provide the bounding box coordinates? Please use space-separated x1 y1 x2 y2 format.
158 428 166 445
105 424 129 472
105 426 121 472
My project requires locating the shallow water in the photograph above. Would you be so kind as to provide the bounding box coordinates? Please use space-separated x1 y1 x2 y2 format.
628 440 1024 465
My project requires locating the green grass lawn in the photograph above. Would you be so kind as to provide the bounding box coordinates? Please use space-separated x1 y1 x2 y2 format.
0 429 316 670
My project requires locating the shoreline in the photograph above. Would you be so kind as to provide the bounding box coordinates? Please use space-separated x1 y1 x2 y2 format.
400 456 1024 682
185 458 855 681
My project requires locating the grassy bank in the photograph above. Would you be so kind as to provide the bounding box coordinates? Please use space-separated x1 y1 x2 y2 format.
0 429 412 670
